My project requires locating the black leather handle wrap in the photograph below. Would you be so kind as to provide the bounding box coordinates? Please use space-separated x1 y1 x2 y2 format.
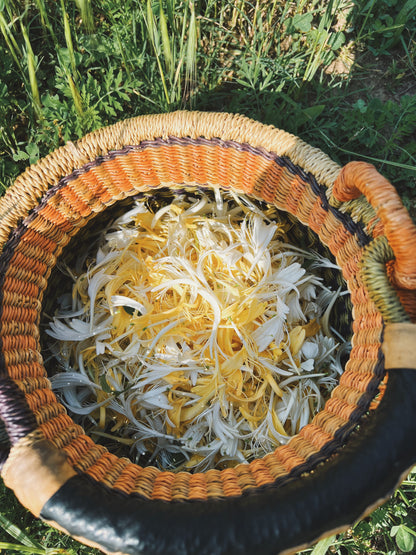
40 369 416 555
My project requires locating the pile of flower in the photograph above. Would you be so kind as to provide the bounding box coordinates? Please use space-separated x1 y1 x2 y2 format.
47 190 347 471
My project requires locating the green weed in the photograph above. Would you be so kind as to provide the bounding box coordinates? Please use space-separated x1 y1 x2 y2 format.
353 0 416 55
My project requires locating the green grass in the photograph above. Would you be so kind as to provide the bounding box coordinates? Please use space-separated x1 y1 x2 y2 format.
1 0 416 553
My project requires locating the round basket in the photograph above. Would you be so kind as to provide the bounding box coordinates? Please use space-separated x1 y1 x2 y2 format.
1 111 416 555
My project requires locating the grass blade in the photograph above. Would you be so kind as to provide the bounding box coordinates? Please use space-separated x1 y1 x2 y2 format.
114 25 131 78
34 0 59 46
67 74 84 118
20 22 42 117
61 0 78 81
0 514 43 549
0 544 46 554
165 0 175 29
184 0 197 105
146 0 158 50
143 0 170 107
74 0 94 34
0 12 22 71
159 0 173 75
59 0 85 120
310 535 337 555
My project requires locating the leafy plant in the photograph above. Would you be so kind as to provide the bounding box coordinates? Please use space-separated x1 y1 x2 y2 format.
353 0 416 55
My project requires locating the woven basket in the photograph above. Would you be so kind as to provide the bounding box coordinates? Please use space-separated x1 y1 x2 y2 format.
1 111 416 555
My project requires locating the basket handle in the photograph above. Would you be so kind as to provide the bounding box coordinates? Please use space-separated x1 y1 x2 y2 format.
333 162 416 290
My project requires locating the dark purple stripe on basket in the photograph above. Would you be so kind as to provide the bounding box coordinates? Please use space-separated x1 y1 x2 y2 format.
0 376 37 469
28 137 370 248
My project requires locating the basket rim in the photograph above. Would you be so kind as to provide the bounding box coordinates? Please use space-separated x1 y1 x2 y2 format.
0 111 341 252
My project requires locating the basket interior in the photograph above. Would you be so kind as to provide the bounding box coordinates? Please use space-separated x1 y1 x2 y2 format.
40 189 352 466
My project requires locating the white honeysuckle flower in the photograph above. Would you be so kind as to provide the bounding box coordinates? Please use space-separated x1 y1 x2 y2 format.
301 341 320 359
48 191 348 471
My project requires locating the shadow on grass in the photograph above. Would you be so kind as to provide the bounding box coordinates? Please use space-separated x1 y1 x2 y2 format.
192 49 416 216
